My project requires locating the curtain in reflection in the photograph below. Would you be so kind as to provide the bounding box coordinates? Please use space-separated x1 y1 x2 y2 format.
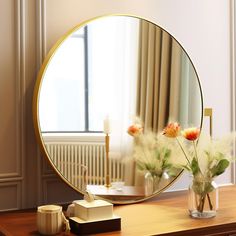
136 21 182 132
179 53 201 127
134 21 183 186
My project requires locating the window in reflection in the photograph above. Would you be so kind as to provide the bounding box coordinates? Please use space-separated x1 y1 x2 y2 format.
39 17 139 133
87 17 139 132
39 28 86 132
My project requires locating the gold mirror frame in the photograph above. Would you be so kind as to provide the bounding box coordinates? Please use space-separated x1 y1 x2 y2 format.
33 14 204 204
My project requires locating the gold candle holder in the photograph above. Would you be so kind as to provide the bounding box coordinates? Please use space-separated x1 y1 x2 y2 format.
204 108 213 136
105 133 111 188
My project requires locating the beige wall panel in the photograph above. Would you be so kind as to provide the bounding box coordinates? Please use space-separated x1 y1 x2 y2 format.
0 0 19 176
44 0 127 52
23 0 40 208
42 178 82 204
0 182 21 211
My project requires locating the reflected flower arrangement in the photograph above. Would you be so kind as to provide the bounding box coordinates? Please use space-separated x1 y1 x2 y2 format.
127 121 180 181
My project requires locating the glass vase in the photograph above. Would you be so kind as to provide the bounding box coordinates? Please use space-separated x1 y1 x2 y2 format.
144 171 170 196
188 175 218 218
144 172 160 196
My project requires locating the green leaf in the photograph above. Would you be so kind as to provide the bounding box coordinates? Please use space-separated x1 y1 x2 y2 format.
145 163 152 171
211 159 230 177
162 163 172 170
192 181 204 195
192 180 214 195
190 158 201 176
204 182 214 194
147 163 158 172
136 161 145 171
163 149 171 160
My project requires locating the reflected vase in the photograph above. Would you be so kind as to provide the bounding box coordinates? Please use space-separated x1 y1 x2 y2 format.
188 175 218 218
144 171 169 196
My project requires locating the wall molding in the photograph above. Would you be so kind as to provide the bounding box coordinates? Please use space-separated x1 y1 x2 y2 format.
42 158 55 175
36 0 53 205
0 177 23 183
36 0 46 70
42 178 62 204
0 173 23 178
36 0 45 205
14 0 26 209
42 178 79 205
15 0 25 176
0 0 27 210
0 182 22 211
230 0 236 185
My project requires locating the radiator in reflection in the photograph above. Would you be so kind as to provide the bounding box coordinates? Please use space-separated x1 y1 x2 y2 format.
45 143 124 190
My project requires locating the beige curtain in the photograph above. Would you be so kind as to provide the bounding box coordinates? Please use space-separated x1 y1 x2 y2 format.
179 53 201 127
136 21 182 132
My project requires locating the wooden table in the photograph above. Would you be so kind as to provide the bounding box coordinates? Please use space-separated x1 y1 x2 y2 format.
1 186 236 235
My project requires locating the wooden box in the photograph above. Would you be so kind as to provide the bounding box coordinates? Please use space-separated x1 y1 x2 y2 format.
69 215 121 235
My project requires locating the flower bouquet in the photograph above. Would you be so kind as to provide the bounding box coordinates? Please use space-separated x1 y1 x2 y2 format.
127 123 181 194
163 122 234 218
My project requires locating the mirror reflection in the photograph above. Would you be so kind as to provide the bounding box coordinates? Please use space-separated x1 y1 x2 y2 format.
37 15 203 203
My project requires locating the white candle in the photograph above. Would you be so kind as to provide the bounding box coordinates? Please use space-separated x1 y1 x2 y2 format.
103 116 111 134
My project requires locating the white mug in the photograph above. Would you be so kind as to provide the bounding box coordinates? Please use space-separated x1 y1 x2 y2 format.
37 205 63 235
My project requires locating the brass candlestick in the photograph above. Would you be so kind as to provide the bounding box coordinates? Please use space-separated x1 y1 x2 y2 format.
204 108 213 136
105 133 111 188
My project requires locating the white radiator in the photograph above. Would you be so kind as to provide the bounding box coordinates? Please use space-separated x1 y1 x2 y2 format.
45 143 125 190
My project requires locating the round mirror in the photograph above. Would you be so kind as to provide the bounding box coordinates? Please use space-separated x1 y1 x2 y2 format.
33 15 203 204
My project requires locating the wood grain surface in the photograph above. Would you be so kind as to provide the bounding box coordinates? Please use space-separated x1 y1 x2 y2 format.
0 186 236 235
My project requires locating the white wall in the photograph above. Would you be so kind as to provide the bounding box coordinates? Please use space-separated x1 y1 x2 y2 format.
0 0 233 210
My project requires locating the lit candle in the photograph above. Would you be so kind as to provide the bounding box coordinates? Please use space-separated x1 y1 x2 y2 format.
103 116 111 134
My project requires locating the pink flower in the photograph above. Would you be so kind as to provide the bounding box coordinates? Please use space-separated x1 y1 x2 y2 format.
163 122 180 138
127 124 143 137
182 127 200 141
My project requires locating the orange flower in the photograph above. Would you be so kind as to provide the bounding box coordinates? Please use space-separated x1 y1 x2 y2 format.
182 127 200 141
127 124 143 137
163 122 180 138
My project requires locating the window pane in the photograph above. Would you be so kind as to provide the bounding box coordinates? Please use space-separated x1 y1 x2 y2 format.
39 33 85 132
87 17 139 131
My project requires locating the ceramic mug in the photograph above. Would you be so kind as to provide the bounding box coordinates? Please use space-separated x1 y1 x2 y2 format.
37 205 63 235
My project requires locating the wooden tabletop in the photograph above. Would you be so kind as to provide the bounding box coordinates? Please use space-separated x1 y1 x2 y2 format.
107 186 236 236
87 185 145 201
1 186 236 235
